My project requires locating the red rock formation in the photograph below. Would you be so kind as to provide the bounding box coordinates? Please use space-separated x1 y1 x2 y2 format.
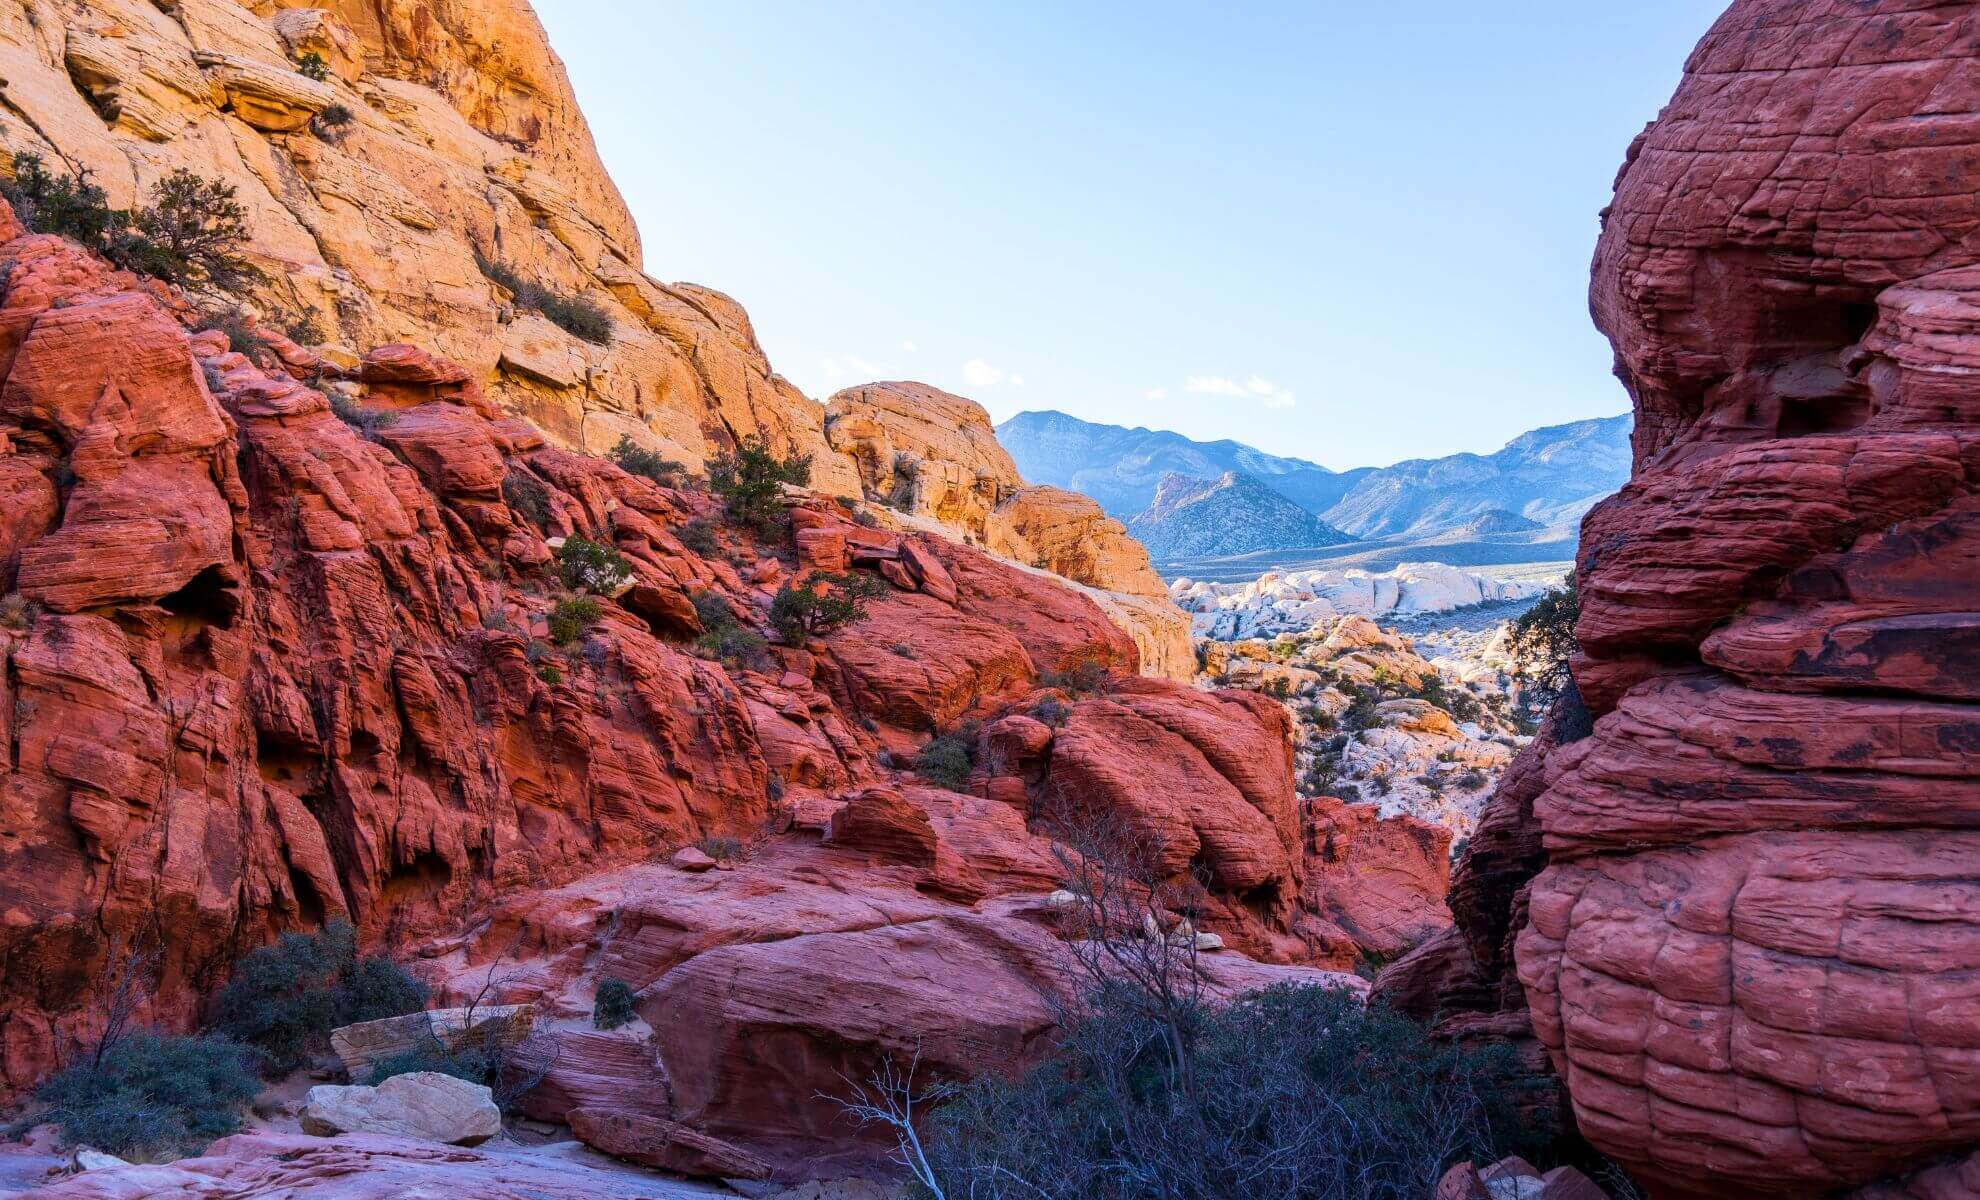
1495 5 1980 1196
0 202 1410 1178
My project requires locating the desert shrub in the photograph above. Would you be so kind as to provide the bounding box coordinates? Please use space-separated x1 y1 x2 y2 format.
768 570 884 644
211 920 426 1075
1508 572 1579 711
690 590 770 667
502 470 551 528
0 158 261 290
198 306 260 356
694 835 743 862
128 169 260 292
279 308 327 346
911 985 1534 1200
1032 696 1070 728
708 434 811 536
1455 768 1489 791
548 595 602 645
915 728 976 792
551 535 632 594
535 661 564 685
312 104 355 137
678 517 720 556
1040 660 1113 697
476 254 613 345
365 1015 554 1113
3 152 118 249
294 51 331 80
330 393 396 439
609 436 682 486
31 1032 261 1159
0 591 34 630
1340 686 1381 733
840 801 1545 1199
592 978 636 1030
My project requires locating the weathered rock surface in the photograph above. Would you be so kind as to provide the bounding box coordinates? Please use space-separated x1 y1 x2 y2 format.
0 201 1378 1177
825 381 1194 679
31 1132 721 1199
0 0 860 491
1491 5 1980 1196
299 1072 502 1145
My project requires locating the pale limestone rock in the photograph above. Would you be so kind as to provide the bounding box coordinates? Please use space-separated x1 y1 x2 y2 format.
299 1071 502 1145
328 1004 532 1079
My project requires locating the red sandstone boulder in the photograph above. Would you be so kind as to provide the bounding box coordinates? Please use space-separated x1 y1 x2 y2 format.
1500 5 1980 1195
645 911 1071 1177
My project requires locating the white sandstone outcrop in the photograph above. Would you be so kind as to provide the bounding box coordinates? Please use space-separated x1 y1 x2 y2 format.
1172 562 1556 640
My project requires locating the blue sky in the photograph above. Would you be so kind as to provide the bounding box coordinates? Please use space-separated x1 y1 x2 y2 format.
537 2 1728 470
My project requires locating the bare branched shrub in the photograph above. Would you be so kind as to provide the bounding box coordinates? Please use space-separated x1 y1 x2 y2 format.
369 932 559 1112
835 800 1544 1199
827 1049 957 1199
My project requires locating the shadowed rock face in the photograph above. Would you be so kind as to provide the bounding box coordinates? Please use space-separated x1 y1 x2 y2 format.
1508 4 1980 1196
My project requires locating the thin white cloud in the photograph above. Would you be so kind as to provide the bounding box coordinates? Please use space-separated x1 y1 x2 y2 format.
1185 375 1247 398
1186 374 1295 409
962 358 1006 388
899 340 919 353
1009 373 1026 388
817 353 891 383
1144 386 1169 401
1247 375 1296 409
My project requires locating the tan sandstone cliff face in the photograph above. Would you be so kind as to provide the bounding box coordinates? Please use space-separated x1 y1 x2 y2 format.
0 0 860 492
826 380 1196 679
0 0 1196 675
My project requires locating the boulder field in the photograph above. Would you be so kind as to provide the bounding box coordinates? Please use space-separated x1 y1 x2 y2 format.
1383 4 1980 1197
0 211 1435 1178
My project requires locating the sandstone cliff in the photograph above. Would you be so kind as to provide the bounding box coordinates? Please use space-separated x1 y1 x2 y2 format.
0 0 867 492
1388 5 1980 1198
0 1 1197 681
826 380 1197 679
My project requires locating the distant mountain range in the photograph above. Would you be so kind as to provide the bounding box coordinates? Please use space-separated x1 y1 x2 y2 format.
1127 472 1351 558
997 410 1632 560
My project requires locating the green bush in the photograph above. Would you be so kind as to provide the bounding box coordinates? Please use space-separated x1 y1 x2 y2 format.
913 985 1540 1200
552 536 632 594
694 835 743 862
197 307 259 356
329 392 396 440
211 919 427 1076
131 169 260 292
548 595 602 645
677 517 720 557
1040 660 1113 697
592 978 637 1030
502 470 551 528
915 728 976 792
294 51 331 81
609 436 682 486
708 434 811 537
32 1032 262 1160
690 590 769 668
1510 572 1580 715
314 103 355 135
476 254 613 345
367 1039 490 1088
768 570 884 644
3 156 263 290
